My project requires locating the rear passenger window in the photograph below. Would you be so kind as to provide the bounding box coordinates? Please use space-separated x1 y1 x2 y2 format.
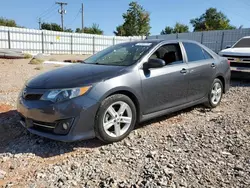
183 42 206 62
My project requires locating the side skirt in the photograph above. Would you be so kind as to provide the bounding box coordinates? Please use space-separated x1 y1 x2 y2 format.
140 97 207 123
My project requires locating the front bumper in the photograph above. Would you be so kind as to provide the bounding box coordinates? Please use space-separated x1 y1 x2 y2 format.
17 90 100 142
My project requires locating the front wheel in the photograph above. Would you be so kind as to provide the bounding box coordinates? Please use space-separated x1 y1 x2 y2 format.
94 94 137 143
205 78 223 108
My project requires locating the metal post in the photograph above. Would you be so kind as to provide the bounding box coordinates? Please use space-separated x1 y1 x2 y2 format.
71 35 73 54
176 33 179 39
93 36 95 54
220 32 225 51
7 31 11 49
41 32 44 53
113 37 115 45
82 3 84 32
201 32 204 44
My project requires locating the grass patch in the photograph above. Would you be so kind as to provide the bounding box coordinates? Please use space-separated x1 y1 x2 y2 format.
34 66 43 70
24 53 33 59
29 58 44 65
49 58 57 61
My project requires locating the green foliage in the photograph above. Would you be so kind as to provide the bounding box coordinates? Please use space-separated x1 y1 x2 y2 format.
41 23 63 31
190 8 236 31
161 23 189 35
114 1 151 36
24 53 33 59
161 26 174 35
41 22 73 32
76 24 103 35
64 28 73 33
29 58 44 65
0 17 24 28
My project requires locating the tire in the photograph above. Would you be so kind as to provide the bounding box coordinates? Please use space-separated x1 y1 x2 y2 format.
94 94 137 143
205 78 223 108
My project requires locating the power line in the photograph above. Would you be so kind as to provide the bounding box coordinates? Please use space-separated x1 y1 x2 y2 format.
238 0 250 7
66 8 81 29
36 4 57 20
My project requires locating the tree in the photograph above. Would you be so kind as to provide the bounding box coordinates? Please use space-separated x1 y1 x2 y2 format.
161 26 174 35
114 1 151 36
190 8 236 31
0 17 24 28
0 17 17 27
75 23 103 35
41 23 63 31
41 22 73 32
161 23 189 35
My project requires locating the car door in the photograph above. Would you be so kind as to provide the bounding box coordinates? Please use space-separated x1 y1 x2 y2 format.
182 42 217 102
139 42 189 114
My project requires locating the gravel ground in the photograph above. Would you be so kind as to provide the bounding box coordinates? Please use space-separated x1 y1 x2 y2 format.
0 58 249 188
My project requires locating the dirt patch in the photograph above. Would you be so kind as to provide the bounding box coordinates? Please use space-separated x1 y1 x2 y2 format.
0 104 13 113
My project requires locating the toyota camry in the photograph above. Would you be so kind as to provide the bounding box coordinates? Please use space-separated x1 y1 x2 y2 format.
17 40 231 143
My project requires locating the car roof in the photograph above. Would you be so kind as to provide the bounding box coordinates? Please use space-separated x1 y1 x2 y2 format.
242 36 250 39
133 39 201 45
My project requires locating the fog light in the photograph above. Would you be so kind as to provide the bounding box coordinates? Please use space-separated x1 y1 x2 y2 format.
54 118 74 135
62 123 68 130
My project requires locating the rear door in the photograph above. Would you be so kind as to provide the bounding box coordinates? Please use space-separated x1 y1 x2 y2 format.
182 42 217 102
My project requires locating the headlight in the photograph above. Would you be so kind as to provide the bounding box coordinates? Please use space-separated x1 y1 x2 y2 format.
41 86 91 102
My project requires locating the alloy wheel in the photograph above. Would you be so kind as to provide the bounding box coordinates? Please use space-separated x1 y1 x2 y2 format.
211 82 222 105
103 101 132 138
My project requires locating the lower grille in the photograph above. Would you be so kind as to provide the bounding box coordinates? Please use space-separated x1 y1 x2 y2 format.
231 62 250 68
32 120 56 133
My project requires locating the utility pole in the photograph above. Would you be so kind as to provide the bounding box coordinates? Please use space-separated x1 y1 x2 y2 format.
56 2 67 31
81 3 84 32
38 18 41 30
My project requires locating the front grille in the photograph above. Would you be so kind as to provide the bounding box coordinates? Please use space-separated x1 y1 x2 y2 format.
24 94 43 100
222 55 250 64
31 120 57 133
222 55 250 59
231 62 250 68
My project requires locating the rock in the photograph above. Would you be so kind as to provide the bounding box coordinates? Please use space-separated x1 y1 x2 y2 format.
71 163 80 170
0 170 6 179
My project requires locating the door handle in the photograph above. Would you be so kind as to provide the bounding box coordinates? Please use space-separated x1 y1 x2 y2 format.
180 68 187 74
211 63 216 68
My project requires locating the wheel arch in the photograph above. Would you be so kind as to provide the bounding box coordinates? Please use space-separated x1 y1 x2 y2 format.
101 87 142 123
215 74 226 93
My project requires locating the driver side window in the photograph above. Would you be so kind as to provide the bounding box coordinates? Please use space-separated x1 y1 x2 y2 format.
149 43 183 66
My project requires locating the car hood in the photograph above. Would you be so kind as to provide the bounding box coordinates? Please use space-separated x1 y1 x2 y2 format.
219 48 250 56
27 64 126 89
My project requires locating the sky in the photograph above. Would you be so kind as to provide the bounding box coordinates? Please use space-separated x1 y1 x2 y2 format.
1 0 250 35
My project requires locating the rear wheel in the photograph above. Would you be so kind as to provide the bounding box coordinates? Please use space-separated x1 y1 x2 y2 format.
95 94 136 143
205 78 223 108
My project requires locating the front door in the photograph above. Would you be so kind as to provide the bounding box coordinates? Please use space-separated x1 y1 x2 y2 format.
140 43 189 115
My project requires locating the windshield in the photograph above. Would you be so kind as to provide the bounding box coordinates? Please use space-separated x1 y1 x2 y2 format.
233 38 250 48
84 42 153 66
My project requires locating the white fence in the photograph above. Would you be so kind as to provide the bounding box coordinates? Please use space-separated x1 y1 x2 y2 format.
147 28 250 53
0 26 144 54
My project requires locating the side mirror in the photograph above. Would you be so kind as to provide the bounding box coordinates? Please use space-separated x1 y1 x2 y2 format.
143 58 165 69
225 45 231 49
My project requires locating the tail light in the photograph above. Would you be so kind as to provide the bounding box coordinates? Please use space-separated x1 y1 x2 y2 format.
227 60 231 65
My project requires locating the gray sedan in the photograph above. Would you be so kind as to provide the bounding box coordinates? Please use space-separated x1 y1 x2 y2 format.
17 40 231 143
